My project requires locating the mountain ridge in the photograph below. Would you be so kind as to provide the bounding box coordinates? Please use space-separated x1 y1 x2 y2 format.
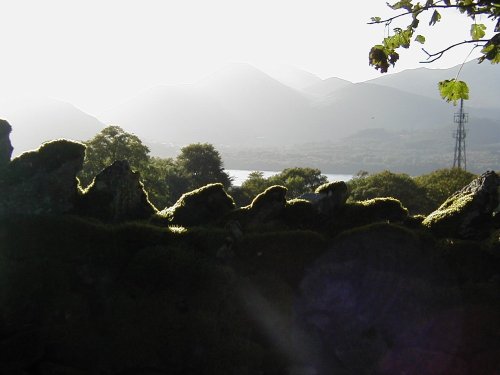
1 61 498 174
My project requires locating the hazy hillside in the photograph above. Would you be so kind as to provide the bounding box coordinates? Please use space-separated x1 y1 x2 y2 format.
102 85 245 146
367 60 500 109
103 62 500 150
1 98 104 156
105 64 325 147
261 65 324 90
314 82 462 135
3 61 499 174
302 76 353 96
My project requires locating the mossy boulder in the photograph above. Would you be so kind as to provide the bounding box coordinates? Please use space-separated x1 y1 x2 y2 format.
158 183 235 226
299 181 349 216
282 198 319 229
329 197 409 235
229 185 288 230
423 171 500 239
0 139 85 216
0 119 13 168
250 185 287 211
78 160 156 222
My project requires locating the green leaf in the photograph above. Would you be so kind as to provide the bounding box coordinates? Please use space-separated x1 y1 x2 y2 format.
383 28 413 50
479 33 500 64
371 16 382 23
438 79 469 104
388 0 413 11
415 34 426 44
471 23 487 40
429 10 441 26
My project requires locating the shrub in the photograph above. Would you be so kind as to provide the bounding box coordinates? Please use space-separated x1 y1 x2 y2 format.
348 170 431 214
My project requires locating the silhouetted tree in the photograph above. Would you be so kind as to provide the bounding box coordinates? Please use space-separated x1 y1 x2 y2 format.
348 170 432 214
269 167 328 198
79 126 150 187
142 157 191 209
176 143 232 191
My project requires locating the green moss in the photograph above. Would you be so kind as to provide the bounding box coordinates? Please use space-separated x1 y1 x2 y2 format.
423 193 474 228
327 197 409 236
404 214 426 229
161 183 235 226
315 180 347 195
249 185 287 210
4 139 85 184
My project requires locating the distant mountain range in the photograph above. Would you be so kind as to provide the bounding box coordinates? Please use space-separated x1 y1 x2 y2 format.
1 61 498 174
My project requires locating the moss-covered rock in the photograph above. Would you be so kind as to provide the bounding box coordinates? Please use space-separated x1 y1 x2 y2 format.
78 160 156 222
423 171 500 239
328 197 409 235
0 119 13 168
282 198 319 229
299 181 349 217
0 139 86 216
250 185 287 211
226 185 289 231
157 183 235 227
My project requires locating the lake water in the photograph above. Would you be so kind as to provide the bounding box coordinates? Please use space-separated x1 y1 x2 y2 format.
226 169 353 186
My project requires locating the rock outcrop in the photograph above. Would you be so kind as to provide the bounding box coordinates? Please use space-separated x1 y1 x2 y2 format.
0 139 85 216
423 171 500 239
0 119 13 168
300 181 349 216
78 160 156 222
248 185 287 220
158 183 235 226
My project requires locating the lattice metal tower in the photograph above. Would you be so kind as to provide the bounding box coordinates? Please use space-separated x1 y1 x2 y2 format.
453 98 468 170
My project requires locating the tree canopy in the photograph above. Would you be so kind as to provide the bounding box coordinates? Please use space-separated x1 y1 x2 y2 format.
80 128 232 209
79 126 150 187
369 0 499 103
348 170 432 214
347 168 477 214
233 167 329 206
414 167 476 206
176 143 232 191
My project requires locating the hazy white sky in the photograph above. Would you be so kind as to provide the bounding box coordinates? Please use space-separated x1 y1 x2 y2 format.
0 0 493 114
